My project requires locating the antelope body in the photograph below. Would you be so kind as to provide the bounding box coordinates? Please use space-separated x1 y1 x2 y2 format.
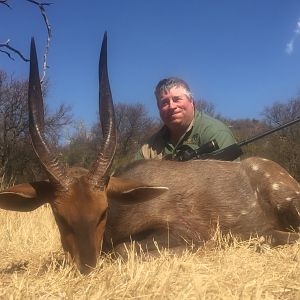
0 33 300 275
104 158 300 254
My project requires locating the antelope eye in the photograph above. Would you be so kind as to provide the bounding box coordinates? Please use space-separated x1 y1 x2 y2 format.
97 208 108 226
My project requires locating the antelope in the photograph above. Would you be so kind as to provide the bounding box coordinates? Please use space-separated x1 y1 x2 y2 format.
0 33 300 275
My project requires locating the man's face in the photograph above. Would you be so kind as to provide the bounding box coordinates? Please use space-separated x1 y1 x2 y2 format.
157 85 194 130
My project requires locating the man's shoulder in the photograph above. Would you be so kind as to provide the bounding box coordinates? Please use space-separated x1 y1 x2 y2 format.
147 126 167 145
194 111 229 130
192 110 236 147
137 126 167 160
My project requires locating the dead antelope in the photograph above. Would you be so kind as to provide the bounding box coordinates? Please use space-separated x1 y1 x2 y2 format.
105 157 300 256
0 33 300 275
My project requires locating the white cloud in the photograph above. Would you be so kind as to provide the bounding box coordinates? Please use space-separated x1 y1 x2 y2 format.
285 18 300 55
286 41 294 54
296 19 300 34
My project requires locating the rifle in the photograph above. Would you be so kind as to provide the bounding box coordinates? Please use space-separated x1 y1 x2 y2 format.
176 116 300 161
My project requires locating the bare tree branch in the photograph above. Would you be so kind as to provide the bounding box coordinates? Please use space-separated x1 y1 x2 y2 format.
0 49 14 60
0 0 52 83
26 0 53 84
0 40 30 62
0 1 30 62
0 0 11 8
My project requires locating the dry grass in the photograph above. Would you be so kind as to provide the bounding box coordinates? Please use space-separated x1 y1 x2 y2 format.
0 206 300 299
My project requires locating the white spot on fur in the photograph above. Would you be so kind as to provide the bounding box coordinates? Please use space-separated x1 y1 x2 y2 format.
252 164 259 171
261 158 268 162
241 210 249 215
286 197 292 201
190 205 195 213
272 183 280 191
296 191 300 195
251 201 257 208
279 172 285 175
256 187 260 193
264 173 271 178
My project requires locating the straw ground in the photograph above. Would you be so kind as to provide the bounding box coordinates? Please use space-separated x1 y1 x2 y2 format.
0 205 300 299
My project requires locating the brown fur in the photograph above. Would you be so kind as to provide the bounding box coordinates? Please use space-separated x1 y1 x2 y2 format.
104 157 300 255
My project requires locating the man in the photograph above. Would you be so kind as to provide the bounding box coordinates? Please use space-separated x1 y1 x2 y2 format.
135 77 236 160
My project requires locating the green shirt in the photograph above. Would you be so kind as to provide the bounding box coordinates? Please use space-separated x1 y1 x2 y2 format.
135 110 236 160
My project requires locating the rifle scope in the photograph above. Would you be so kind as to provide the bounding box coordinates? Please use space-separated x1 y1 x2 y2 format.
177 139 219 161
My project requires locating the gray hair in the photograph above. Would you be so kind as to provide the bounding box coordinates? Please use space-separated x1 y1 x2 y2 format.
154 77 194 101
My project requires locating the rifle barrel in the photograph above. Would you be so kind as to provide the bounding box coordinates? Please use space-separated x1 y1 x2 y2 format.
238 116 300 147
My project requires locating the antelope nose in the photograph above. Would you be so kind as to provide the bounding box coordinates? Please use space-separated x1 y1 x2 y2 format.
79 264 94 275
78 255 97 275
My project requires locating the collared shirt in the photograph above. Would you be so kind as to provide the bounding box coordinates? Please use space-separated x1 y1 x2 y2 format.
135 110 236 160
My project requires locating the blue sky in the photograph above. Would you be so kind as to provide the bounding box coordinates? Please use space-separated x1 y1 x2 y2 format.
1 1 300 126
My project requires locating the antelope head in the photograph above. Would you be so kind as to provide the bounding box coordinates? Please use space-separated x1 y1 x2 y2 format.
0 33 117 274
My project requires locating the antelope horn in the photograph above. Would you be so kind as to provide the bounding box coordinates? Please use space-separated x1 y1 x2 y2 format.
87 32 117 189
28 38 71 189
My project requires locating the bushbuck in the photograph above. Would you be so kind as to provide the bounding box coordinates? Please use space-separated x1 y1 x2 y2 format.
0 33 300 275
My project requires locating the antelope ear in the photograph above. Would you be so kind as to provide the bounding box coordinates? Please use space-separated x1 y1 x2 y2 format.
0 181 54 212
107 177 169 202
